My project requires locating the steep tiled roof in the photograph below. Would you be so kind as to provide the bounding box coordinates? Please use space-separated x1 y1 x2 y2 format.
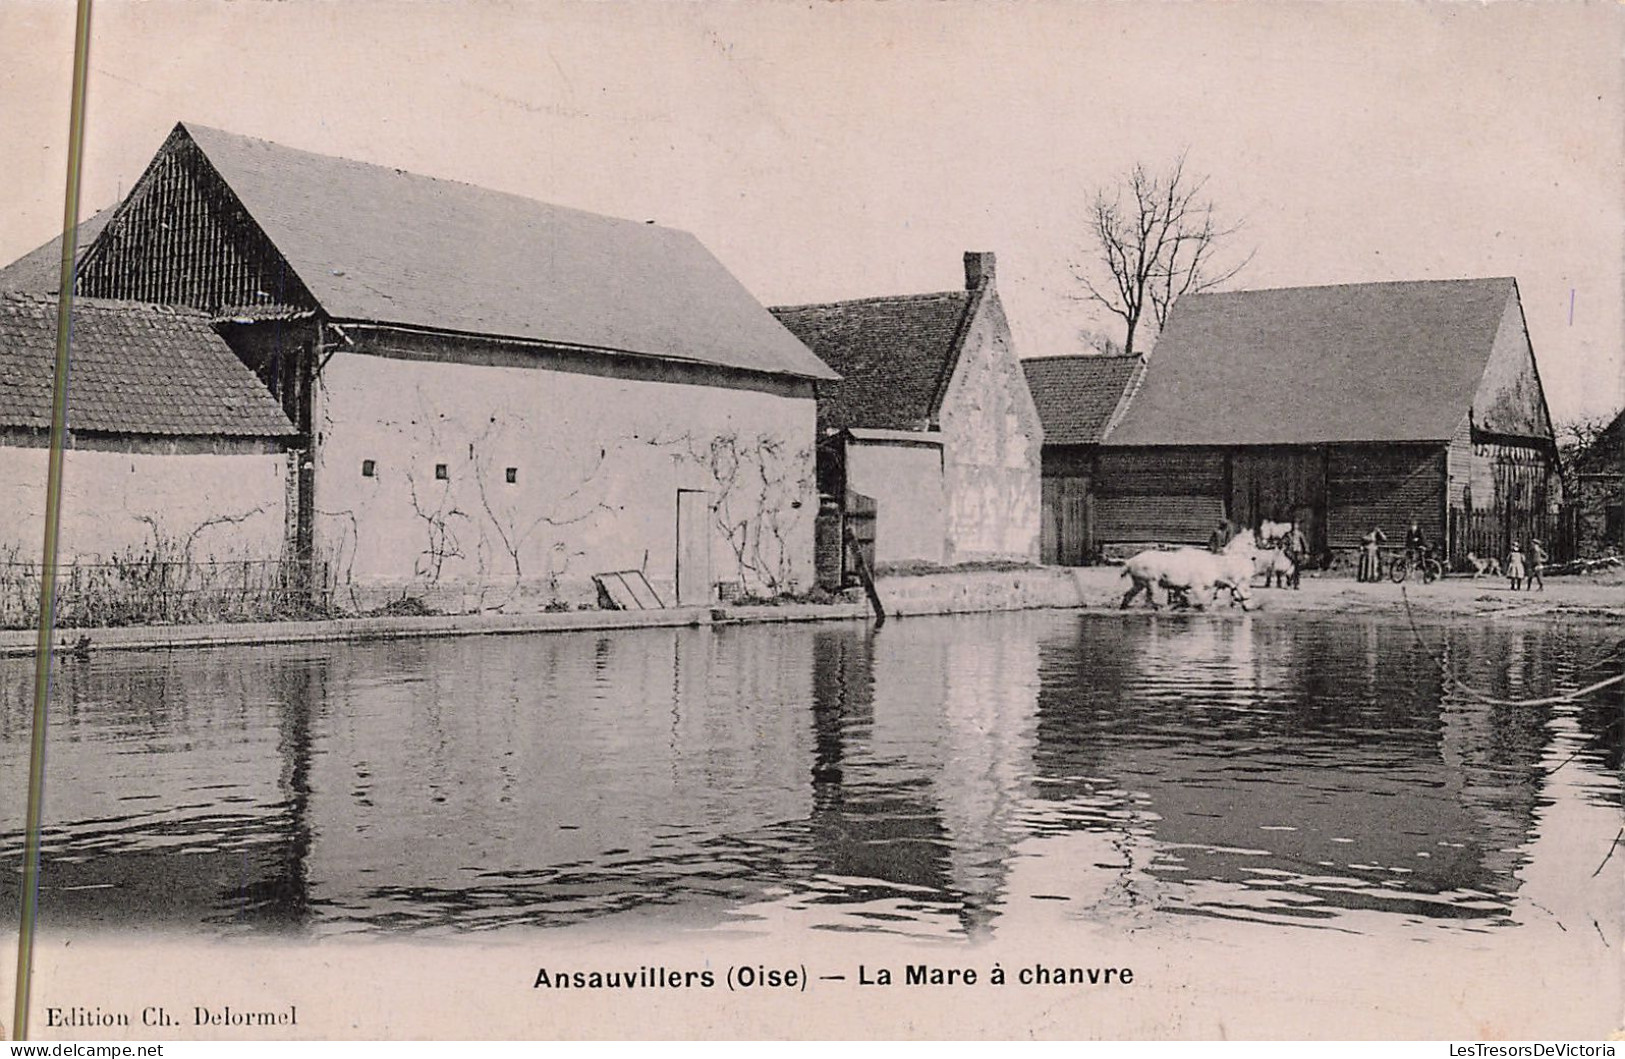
1021 354 1142 446
0 206 118 294
769 291 972 430
0 293 295 438
1107 278 1519 446
163 123 834 381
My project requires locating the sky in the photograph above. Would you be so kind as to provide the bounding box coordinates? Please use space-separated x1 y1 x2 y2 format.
3 0 1622 425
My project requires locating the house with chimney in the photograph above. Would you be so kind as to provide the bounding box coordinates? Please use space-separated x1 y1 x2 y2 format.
770 253 1043 574
70 121 836 611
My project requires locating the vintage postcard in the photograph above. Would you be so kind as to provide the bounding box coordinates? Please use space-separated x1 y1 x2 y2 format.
1 0 1622 1042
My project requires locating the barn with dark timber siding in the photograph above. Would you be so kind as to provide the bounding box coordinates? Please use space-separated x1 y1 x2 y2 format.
1096 278 1560 568
1021 353 1142 565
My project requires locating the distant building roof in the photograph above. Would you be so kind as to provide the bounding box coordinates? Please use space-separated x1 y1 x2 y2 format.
0 292 295 438
1106 278 1524 446
139 123 834 381
0 206 118 294
1022 354 1142 446
769 291 973 431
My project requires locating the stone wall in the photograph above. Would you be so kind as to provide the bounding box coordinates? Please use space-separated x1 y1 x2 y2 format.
875 566 1087 616
936 291 1043 563
311 346 818 612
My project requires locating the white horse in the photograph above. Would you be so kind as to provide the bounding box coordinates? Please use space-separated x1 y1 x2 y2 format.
1121 547 1257 611
1257 519 1293 547
1252 547 1295 588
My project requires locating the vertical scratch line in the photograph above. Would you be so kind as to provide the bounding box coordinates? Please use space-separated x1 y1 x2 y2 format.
12 0 94 1041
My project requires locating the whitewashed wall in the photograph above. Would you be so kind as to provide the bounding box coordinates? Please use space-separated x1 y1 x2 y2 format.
312 351 818 611
0 443 289 564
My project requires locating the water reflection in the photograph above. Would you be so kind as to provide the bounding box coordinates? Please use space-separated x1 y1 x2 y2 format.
0 611 1617 941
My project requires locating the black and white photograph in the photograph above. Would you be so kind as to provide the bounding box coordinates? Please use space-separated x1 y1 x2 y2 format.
1 0 1622 1041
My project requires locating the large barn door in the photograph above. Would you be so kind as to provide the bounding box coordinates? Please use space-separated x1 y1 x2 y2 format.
676 489 712 606
1229 449 1326 554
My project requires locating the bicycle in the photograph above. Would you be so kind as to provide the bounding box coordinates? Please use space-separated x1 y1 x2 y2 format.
1389 548 1445 584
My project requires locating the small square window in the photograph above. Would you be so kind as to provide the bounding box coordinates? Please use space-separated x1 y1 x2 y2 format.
361 459 376 478
434 463 449 480
505 467 518 484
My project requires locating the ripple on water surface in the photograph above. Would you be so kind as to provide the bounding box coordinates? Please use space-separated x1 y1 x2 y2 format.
0 612 1617 939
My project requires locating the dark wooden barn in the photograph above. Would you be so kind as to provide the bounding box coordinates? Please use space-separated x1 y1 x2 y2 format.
1021 354 1142 565
1095 278 1560 567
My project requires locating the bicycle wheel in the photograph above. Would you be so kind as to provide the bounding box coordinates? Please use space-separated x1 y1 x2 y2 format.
1389 557 1409 583
1423 559 1444 584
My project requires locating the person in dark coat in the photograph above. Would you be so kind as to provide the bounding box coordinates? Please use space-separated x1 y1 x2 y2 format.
1283 520 1308 589
1404 519 1426 565
1208 519 1232 555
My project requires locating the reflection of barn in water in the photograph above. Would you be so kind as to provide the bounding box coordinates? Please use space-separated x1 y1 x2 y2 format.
3 615 1603 936
0 653 326 929
0 624 1041 936
1027 615 1550 923
1094 279 1560 567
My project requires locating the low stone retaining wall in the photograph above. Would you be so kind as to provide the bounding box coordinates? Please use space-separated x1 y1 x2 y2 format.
0 568 1099 657
875 566 1088 616
1 565 1617 659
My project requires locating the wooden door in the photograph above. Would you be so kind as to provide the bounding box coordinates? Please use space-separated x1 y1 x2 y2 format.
676 489 712 606
1059 476 1091 565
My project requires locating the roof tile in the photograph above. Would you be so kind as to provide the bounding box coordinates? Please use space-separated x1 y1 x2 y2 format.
177 123 836 381
769 291 970 431
0 292 296 438
1022 355 1141 445
0 207 118 294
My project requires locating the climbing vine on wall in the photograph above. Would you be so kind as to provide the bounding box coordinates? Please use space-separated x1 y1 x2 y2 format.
687 431 813 595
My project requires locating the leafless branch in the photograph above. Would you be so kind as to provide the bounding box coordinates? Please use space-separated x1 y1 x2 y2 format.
1072 152 1253 355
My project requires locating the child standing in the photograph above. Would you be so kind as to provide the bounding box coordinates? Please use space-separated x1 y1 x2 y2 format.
1506 540 1526 591
1528 538 1546 591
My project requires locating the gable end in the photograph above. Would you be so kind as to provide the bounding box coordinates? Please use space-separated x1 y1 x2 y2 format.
1470 282 1555 444
76 124 316 316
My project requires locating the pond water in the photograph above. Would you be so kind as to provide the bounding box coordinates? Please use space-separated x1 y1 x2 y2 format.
1 611 1619 943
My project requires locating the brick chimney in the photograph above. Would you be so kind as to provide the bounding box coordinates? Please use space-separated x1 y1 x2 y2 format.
963 251 996 291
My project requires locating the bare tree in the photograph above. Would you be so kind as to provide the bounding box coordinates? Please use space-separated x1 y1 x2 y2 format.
1555 413 1615 484
1076 326 1126 357
1071 153 1253 356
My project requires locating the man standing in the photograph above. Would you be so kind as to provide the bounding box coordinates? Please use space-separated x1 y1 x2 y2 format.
1284 520 1308 589
1528 538 1547 591
1208 518 1232 555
